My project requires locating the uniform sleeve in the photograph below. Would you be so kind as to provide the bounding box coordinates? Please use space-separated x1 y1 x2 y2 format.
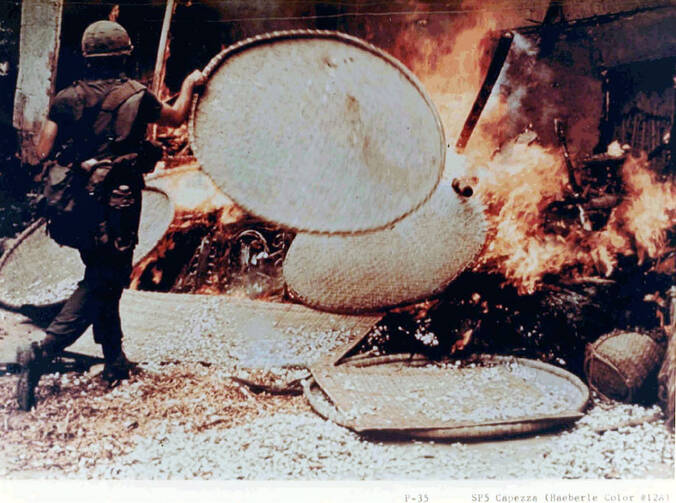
47 87 82 127
137 90 163 124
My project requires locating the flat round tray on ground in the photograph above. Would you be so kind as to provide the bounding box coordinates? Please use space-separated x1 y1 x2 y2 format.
305 354 589 440
283 182 487 313
145 164 235 213
189 30 445 234
0 188 174 308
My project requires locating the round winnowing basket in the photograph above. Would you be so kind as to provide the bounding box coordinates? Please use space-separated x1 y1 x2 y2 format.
304 354 589 440
0 188 174 308
282 182 487 313
584 331 665 402
189 30 445 234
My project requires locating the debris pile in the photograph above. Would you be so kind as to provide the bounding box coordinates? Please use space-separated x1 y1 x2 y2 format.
132 208 292 300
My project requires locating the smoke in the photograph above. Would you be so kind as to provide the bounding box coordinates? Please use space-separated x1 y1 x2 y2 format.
360 2 672 293
487 31 602 155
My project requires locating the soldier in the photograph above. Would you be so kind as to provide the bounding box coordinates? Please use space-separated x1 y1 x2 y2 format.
15 20 204 410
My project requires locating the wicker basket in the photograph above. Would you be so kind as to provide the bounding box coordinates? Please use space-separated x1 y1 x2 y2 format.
658 288 675 430
189 30 445 234
282 181 486 313
584 330 665 402
0 188 174 308
305 353 589 440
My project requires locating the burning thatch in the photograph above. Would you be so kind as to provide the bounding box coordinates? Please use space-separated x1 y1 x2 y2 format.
115 5 675 419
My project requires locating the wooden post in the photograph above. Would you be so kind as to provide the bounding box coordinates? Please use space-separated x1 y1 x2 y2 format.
12 0 64 164
455 31 513 153
150 0 176 140
658 286 676 431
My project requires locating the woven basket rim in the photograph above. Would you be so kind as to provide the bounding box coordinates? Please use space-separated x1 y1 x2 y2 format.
306 353 590 439
0 187 174 310
145 164 202 183
282 188 487 314
188 29 445 236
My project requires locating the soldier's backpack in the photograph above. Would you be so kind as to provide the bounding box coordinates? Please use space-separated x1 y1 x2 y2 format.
42 79 159 250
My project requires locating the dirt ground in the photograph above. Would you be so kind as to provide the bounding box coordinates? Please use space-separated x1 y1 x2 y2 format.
0 362 308 477
0 302 674 480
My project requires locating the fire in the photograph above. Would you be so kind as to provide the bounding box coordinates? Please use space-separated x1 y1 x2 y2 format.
148 162 242 219
386 12 499 141
136 10 674 300
619 154 676 262
467 141 573 293
472 149 674 293
385 10 675 294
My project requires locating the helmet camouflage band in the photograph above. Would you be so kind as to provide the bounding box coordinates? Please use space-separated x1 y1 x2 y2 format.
81 20 133 58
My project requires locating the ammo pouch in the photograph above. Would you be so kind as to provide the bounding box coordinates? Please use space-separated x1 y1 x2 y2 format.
136 139 164 173
81 155 141 253
105 183 139 253
42 159 102 250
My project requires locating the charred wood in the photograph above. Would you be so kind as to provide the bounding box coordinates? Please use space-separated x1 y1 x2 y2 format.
134 208 293 300
543 153 626 234
357 260 671 379
456 32 514 152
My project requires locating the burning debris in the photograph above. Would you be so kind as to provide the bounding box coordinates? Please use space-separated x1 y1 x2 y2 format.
131 207 293 300
129 10 674 413
134 165 293 300
328 10 675 418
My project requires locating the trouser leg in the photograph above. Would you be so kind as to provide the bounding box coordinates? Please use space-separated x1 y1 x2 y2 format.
82 248 132 377
17 279 96 410
93 283 132 382
92 285 124 364
18 244 134 409
42 247 130 357
42 280 97 355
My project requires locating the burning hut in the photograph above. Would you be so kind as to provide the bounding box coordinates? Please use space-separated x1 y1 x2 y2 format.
138 3 674 382
5 1 675 430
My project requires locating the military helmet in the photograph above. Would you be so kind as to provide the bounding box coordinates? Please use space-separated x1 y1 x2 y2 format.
81 20 133 58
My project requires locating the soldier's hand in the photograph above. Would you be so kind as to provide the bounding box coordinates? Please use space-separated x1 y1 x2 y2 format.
185 70 206 93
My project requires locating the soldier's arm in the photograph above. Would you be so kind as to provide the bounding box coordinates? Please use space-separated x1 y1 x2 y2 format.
157 70 205 127
35 120 58 161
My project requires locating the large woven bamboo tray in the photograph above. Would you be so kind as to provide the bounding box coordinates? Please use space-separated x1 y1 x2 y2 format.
305 354 589 440
0 288 382 366
189 30 445 235
0 188 174 308
283 182 487 313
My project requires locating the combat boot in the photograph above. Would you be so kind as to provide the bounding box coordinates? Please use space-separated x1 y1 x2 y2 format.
15 342 50 411
101 350 132 384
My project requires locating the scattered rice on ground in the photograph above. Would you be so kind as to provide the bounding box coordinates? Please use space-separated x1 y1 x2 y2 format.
0 363 672 479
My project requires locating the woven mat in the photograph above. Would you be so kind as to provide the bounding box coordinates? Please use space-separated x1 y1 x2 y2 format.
282 182 487 313
145 164 235 212
189 30 444 234
0 189 174 308
0 290 381 368
307 354 589 438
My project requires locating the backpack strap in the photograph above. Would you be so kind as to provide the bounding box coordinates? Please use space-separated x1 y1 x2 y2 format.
101 80 146 113
92 80 146 141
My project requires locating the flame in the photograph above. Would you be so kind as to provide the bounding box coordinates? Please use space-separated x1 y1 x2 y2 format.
148 162 243 219
468 141 573 293
619 154 676 261
385 9 675 294
138 8 675 298
386 12 499 141
108 4 120 22
471 141 675 294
